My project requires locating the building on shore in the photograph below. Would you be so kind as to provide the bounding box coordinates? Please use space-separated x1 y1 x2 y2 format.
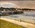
0 7 35 16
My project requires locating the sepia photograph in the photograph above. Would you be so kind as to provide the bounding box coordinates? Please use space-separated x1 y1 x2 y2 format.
0 0 35 28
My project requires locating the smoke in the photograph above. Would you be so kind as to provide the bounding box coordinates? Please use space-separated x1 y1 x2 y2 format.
0 2 19 8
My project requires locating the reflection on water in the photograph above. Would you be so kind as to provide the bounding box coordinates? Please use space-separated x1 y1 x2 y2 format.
1 11 35 23
24 11 35 17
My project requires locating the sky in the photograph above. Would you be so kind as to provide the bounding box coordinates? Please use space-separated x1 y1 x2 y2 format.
0 1 35 9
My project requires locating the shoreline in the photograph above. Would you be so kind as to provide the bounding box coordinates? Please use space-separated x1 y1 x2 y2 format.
0 18 35 28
